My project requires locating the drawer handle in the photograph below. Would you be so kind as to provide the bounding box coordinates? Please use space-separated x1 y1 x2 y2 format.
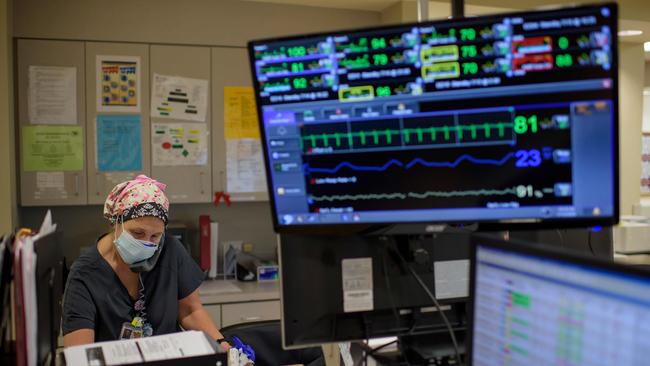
74 173 80 196
240 316 262 322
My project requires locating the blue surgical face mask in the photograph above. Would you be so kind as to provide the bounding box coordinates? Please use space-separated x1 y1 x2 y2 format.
114 222 158 265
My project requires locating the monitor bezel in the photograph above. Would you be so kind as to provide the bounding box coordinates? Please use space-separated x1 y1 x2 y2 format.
467 232 649 365
247 2 620 234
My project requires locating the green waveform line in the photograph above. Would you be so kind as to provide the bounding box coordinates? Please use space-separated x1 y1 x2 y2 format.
311 187 519 202
302 122 513 147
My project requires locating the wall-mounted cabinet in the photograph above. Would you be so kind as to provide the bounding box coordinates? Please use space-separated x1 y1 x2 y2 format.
17 39 87 206
150 45 212 203
17 40 270 207
85 42 150 204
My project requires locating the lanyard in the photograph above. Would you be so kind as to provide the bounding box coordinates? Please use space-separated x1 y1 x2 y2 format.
120 274 153 339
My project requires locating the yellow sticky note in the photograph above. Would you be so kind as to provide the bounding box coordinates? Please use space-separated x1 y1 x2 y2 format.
224 86 260 140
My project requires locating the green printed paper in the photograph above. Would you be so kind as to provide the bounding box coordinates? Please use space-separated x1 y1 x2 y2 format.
22 125 83 171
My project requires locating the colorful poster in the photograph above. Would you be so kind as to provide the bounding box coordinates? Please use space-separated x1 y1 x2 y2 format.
22 125 83 171
96 115 142 172
151 74 209 122
226 139 267 193
28 65 77 124
152 123 208 166
97 55 140 112
223 86 260 139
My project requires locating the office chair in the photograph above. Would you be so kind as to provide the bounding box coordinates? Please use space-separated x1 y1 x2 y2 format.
220 320 324 366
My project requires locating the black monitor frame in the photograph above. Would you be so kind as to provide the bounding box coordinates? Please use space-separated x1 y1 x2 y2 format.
247 3 620 235
467 233 650 365
279 232 470 349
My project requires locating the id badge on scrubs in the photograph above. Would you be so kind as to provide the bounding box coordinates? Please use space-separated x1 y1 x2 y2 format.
119 322 143 339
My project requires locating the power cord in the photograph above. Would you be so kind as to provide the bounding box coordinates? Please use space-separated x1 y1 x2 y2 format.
587 229 596 256
390 243 462 366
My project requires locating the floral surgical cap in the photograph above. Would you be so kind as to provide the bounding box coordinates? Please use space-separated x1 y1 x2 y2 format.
103 175 170 225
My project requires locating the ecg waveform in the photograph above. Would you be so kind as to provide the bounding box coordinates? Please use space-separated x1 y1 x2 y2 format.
304 152 515 174
310 187 522 202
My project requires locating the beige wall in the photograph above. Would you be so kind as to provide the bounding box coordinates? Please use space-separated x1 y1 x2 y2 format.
12 0 382 260
381 0 417 24
0 0 15 234
619 43 645 214
14 0 380 46
646 60 650 87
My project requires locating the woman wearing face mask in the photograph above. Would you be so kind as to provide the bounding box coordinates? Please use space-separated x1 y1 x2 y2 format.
62 175 233 350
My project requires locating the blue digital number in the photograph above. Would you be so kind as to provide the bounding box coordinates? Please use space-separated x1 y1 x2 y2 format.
515 149 542 168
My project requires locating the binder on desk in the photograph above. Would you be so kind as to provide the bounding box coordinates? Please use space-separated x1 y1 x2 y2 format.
12 210 63 366
62 330 227 366
0 235 13 349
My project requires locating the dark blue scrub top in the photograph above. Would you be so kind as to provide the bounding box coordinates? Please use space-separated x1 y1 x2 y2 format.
62 234 204 341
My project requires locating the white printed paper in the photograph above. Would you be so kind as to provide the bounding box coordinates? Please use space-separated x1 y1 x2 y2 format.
63 330 215 366
226 139 267 193
28 66 76 124
152 123 208 166
434 259 470 299
342 257 373 313
36 172 65 190
138 331 215 362
151 73 209 122
34 172 68 200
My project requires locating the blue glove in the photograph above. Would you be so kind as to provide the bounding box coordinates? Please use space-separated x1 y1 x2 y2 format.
232 336 256 362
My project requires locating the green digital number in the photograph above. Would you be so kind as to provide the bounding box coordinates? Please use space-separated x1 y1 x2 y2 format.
460 28 476 41
514 115 538 134
373 53 388 66
556 54 573 67
293 77 307 89
371 37 387 50
558 36 569 50
287 46 306 57
461 45 477 58
462 62 478 75
376 86 391 97
291 62 304 72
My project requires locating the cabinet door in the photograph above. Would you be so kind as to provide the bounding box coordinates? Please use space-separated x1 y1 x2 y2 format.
221 300 281 327
203 304 222 329
85 42 150 204
150 45 211 203
211 47 268 202
17 39 87 206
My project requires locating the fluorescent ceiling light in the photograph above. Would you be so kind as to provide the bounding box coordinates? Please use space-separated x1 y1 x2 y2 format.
645 41 650 52
618 30 643 37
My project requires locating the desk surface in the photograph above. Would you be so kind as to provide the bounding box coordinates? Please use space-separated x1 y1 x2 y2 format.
199 279 280 304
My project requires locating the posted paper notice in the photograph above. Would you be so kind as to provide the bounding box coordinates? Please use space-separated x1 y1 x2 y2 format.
226 139 267 193
341 257 374 313
152 123 208 166
28 65 77 125
151 73 209 122
22 125 83 171
224 86 260 139
96 115 142 172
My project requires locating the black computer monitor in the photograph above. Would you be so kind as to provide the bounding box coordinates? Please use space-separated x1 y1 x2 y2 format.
248 3 619 233
469 235 650 365
280 233 469 349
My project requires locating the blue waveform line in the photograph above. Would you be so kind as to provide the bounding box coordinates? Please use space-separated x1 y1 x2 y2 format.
303 152 515 174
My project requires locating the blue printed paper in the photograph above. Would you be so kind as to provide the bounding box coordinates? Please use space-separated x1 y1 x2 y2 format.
97 114 143 172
